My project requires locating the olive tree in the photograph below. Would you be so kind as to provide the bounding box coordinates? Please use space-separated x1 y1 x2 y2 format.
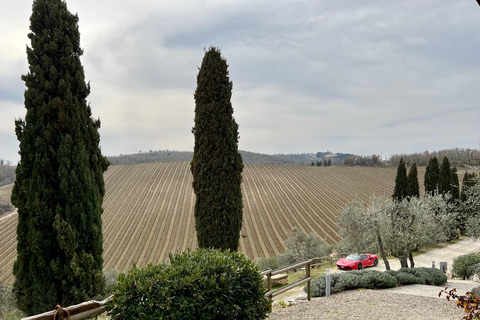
338 194 455 270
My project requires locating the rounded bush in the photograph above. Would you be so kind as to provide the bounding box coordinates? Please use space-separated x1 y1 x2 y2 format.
467 263 480 279
108 248 271 319
394 272 425 285
453 254 480 278
356 270 397 289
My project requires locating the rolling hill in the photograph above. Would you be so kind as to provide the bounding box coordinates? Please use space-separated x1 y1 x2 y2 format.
0 163 423 284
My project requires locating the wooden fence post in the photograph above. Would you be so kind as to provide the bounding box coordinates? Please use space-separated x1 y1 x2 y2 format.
306 261 311 301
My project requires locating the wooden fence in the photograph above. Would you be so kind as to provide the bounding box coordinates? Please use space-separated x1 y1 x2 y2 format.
260 253 344 304
21 296 112 320
21 253 345 319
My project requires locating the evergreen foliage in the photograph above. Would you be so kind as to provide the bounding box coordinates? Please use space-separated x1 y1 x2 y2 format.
450 166 459 203
439 156 452 196
406 162 420 198
424 156 440 195
11 0 108 314
392 158 408 201
191 47 244 251
461 172 478 202
108 249 271 320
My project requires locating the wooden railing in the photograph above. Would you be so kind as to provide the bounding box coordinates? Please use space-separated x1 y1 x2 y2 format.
261 259 313 302
21 296 112 320
260 253 345 304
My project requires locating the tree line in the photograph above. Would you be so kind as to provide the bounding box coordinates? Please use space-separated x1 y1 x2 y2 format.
338 155 479 270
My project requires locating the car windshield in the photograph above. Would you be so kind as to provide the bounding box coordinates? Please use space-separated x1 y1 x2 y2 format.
345 254 362 261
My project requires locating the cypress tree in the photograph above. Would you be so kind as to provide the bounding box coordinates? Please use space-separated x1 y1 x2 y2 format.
461 172 477 202
406 162 420 198
439 156 452 196
191 47 244 251
392 158 408 201
11 0 108 314
424 156 440 195
450 166 460 203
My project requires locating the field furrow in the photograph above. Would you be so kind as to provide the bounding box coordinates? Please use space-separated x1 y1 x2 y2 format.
0 163 409 283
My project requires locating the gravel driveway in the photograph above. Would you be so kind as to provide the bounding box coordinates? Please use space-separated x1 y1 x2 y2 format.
268 238 480 319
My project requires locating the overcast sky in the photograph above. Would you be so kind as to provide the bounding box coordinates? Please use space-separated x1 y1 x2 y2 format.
1 0 479 163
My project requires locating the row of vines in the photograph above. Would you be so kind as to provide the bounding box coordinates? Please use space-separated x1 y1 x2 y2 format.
0 163 424 283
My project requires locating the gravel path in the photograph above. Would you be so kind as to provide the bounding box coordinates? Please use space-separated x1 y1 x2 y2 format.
268 289 466 320
268 238 480 319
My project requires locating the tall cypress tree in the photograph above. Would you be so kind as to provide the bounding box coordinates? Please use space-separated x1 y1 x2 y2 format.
449 166 459 203
12 0 108 314
461 172 477 202
406 162 420 198
191 47 244 251
424 156 440 195
392 158 408 201
439 156 452 196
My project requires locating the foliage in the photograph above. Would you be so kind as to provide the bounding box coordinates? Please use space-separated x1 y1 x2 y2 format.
0 281 22 318
255 256 280 271
390 148 480 167
440 287 480 320
308 269 398 297
392 158 408 201
338 194 455 270
461 172 478 203
310 267 446 297
439 156 452 196
0 164 15 188
108 248 271 320
277 227 332 266
101 269 120 299
191 47 244 251
453 254 480 279
388 271 426 285
459 173 480 238
406 162 420 198
450 167 460 203
424 156 440 195
387 267 447 286
107 150 297 166
11 0 109 314
467 263 480 279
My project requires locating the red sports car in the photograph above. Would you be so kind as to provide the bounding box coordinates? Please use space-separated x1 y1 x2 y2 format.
336 253 378 270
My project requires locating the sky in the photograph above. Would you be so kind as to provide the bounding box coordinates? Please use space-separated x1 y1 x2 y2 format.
1 0 479 164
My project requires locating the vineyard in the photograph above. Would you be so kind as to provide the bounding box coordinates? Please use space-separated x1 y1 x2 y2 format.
0 162 424 284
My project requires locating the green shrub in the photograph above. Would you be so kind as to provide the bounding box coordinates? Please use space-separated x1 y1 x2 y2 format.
422 267 448 285
360 270 397 289
453 254 480 278
390 267 447 286
393 272 425 285
255 256 280 271
332 272 359 292
308 267 444 298
468 263 480 278
108 248 271 320
104 269 120 296
471 286 480 296
0 281 22 318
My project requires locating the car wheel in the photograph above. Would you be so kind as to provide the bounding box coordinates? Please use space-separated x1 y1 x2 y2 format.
357 263 362 270
373 258 378 267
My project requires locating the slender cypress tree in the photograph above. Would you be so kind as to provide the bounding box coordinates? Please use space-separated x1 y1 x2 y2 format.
406 162 420 198
424 156 440 195
11 0 108 314
392 158 408 201
461 172 477 202
191 47 244 251
439 156 452 196
449 166 459 203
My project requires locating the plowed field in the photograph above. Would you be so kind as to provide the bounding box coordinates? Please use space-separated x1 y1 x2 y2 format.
0 163 423 284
